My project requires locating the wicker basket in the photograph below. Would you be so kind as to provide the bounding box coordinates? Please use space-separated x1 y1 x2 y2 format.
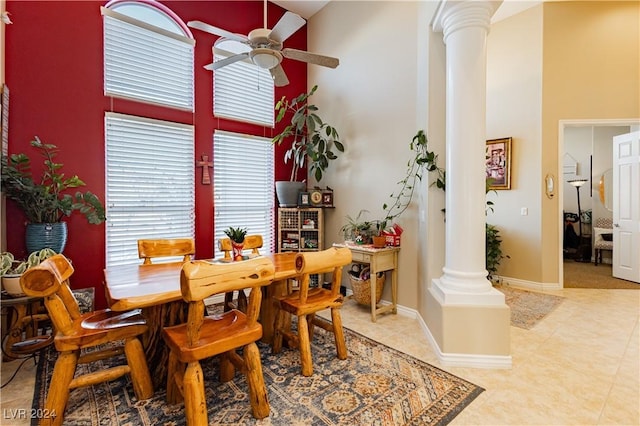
349 272 385 306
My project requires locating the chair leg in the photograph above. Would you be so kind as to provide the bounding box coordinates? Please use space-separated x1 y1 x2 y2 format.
297 314 313 376
307 313 316 340
237 291 248 312
166 351 184 404
183 361 207 426
223 292 234 311
219 351 235 382
42 350 78 426
243 342 270 419
124 337 154 400
331 308 348 360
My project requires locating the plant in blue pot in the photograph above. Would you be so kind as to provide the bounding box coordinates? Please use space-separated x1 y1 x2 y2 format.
1 136 106 253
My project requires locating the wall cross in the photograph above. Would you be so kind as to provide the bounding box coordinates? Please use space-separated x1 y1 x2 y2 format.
196 154 213 185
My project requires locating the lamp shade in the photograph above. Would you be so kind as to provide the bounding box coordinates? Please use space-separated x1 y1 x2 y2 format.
250 49 281 70
568 179 588 188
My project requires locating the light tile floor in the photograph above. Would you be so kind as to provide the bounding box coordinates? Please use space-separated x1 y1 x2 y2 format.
1 286 638 425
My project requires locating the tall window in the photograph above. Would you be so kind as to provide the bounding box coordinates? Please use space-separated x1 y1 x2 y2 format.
214 131 275 253
103 1 195 266
105 114 194 267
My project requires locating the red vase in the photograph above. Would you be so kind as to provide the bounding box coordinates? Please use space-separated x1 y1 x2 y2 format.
232 242 244 261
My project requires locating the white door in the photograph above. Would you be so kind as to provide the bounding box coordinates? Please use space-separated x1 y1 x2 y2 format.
613 131 640 283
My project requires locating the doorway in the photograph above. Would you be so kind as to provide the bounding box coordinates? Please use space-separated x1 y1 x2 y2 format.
558 119 640 288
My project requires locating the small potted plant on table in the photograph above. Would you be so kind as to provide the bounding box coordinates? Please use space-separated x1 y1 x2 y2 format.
224 227 248 261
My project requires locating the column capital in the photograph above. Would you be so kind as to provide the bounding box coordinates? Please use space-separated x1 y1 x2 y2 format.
432 0 502 43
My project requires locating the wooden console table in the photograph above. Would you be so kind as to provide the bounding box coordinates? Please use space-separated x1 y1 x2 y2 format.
333 243 400 322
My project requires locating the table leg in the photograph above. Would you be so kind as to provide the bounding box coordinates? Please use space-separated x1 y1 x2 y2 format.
141 301 188 389
370 267 378 323
261 279 291 345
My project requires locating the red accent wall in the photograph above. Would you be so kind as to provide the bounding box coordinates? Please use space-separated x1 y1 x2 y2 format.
4 0 307 309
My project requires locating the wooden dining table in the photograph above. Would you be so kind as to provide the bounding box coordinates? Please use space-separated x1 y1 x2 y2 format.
103 252 298 387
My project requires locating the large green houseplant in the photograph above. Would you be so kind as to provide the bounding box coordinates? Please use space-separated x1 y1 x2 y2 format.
272 85 345 206
1 136 106 253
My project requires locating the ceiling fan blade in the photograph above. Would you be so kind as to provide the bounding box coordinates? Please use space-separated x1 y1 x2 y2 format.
204 52 251 70
270 64 290 87
281 48 339 69
269 11 306 43
187 20 249 44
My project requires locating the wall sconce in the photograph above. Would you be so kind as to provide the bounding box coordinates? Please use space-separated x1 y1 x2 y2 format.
545 174 555 199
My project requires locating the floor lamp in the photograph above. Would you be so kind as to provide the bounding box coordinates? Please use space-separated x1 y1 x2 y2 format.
568 178 588 260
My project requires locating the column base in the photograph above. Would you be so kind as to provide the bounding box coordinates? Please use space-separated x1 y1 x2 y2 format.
433 274 505 305
425 278 511 367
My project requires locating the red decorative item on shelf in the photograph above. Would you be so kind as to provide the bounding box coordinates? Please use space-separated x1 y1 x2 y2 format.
382 223 403 247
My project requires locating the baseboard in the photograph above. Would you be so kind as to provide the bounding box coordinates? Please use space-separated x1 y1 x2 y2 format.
494 275 562 291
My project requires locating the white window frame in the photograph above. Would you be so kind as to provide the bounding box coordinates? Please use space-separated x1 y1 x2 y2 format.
213 130 275 255
213 40 275 126
102 3 194 111
105 113 195 267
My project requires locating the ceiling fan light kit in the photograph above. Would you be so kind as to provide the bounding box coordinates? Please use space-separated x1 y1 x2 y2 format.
187 5 339 87
250 48 282 70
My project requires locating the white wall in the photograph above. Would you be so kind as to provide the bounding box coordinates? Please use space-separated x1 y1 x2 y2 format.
486 4 543 282
306 1 439 309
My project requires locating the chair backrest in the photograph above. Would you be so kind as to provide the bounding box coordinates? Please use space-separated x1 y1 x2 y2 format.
594 217 613 229
294 247 352 303
138 238 195 264
20 254 82 336
218 234 263 260
179 257 275 346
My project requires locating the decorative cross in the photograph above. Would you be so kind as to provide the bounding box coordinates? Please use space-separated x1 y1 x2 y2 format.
196 154 213 185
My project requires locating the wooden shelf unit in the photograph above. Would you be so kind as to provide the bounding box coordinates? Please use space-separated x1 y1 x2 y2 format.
278 208 324 287
277 208 324 253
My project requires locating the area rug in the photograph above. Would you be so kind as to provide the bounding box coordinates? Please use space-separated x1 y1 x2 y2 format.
32 327 484 426
496 285 564 330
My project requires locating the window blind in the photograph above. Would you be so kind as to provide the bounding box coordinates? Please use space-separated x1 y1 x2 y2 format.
105 113 195 267
213 41 274 126
102 7 194 111
214 130 275 254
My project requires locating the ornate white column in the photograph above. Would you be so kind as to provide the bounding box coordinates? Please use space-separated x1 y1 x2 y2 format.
426 0 511 368
432 0 503 304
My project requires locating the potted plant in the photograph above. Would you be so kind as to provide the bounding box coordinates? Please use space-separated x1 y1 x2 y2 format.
272 85 345 206
339 210 374 245
1 136 106 253
223 226 247 261
1 248 56 296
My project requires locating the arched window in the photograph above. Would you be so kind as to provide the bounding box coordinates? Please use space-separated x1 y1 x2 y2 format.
102 0 194 110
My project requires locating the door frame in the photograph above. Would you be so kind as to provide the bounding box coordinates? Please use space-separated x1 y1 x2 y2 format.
558 118 640 287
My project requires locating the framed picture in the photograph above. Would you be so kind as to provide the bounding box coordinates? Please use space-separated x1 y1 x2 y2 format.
298 191 310 207
322 189 333 207
485 137 512 190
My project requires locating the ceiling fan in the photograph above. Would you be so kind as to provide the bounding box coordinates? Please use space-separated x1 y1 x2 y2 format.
187 1 339 87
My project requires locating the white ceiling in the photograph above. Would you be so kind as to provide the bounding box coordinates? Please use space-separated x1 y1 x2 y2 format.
270 0 330 19
271 0 542 22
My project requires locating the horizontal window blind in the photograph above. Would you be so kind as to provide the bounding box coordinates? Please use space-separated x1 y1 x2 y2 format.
213 42 274 126
103 7 194 111
106 113 195 267
214 130 275 254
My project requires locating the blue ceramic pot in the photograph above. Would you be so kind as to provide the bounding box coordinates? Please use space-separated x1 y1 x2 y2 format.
25 222 68 254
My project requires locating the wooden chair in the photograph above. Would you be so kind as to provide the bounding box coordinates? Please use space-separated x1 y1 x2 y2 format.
162 257 275 425
20 254 153 426
137 238 195 264
218 234 263 311
272 247 352 376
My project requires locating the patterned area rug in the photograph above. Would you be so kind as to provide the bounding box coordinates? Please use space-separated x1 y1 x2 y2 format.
32 327 483 425
496 285 564 329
